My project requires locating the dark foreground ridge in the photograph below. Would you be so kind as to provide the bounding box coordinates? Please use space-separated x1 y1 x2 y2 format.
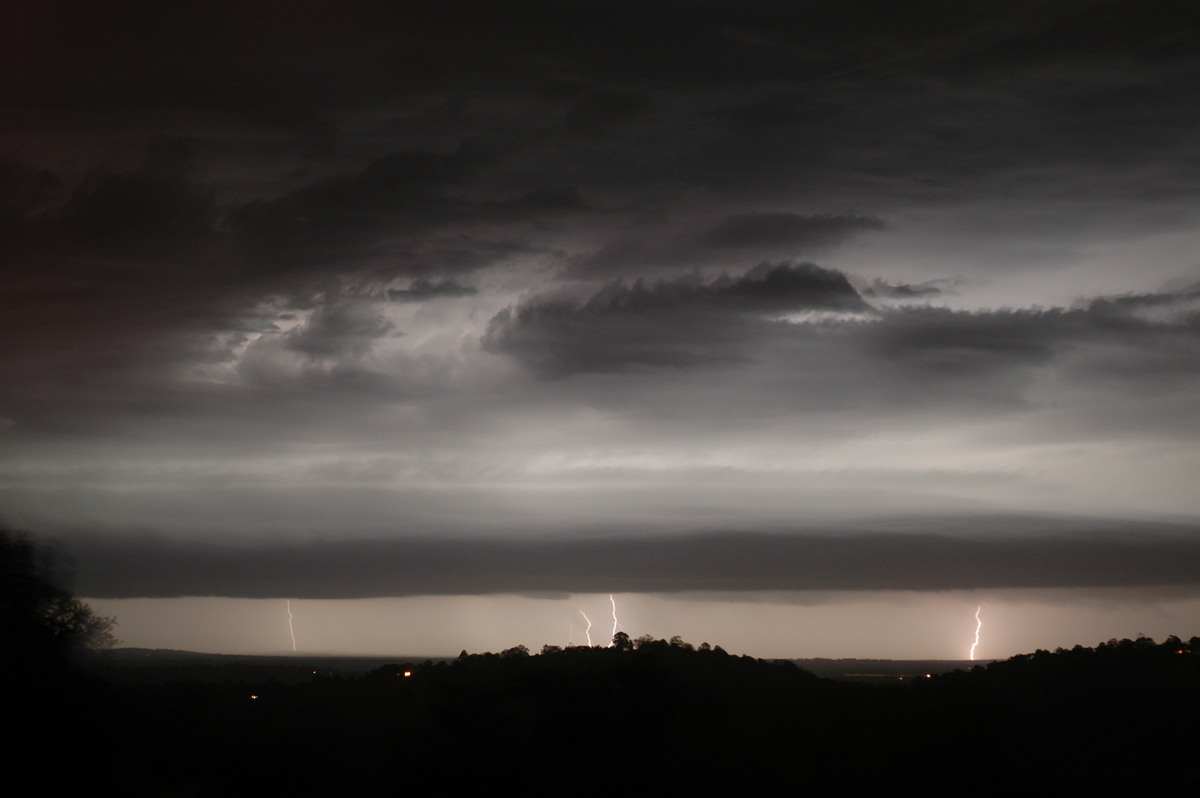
9 633 1198 793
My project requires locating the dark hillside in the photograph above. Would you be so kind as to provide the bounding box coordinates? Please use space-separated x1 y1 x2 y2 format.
10 634 1198 793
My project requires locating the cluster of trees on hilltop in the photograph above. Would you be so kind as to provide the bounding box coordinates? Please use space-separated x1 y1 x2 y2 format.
345 630 1197 791
446 631 735 661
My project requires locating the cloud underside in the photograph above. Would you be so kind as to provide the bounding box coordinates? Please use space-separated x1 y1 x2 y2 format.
69 519 1200 599
485 274 1200 394
4 1 1200 418
4 0 1200 595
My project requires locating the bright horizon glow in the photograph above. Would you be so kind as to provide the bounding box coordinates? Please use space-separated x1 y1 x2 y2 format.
85 591 1200 661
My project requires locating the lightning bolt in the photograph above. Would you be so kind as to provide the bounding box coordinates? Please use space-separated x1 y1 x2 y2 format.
286 599 297 653
969 605 982 661
609 594 621 645
578 610 593 647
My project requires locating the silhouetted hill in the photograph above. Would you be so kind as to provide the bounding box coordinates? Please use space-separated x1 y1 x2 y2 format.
94 648 453 684
9 635 1198 793
798 656 985 681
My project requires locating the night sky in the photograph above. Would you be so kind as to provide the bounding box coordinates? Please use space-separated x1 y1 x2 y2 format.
3 1 1199 658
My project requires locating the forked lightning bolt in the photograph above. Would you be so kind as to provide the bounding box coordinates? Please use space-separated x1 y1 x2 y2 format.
578 610 593 647
969 606 982 661
286 599 297 652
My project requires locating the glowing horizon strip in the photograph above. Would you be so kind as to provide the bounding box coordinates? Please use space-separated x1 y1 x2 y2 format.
286 599 297 652
969 605 982 661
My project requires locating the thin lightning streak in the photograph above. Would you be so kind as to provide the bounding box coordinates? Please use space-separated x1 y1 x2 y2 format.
609 594 620 645
286 599 297 652
578 610 593 647
969 606 982 661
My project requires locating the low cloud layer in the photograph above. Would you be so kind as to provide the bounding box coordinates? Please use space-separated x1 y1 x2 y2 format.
64 516 1200 599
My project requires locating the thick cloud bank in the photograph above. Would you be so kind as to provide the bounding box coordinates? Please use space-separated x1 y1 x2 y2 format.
64 516 1200 599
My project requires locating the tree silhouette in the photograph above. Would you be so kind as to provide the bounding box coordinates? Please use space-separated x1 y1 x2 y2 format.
43 592 118 651
1 530 117 672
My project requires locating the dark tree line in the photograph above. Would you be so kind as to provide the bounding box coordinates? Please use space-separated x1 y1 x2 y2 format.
82 631 1190 792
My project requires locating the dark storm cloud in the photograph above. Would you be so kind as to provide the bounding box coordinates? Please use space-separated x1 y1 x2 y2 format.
2 138 219 275
487 265 1200 387
700 213 885 250
284 300 394 360
0 146 237 429
720 262 870 309
388 278 477 302
9 1 1190 108
11 1 1196 218
492 186 592 216
861 278 949 300
63 516 1200 599
4 0 1200 600
873 293 1200 383
0 132 554 438
6 2 1199 284
563 90 653 136
873 308 1068 374
568 212 887 279
484 262 871 375
225 142 496 275
662 3 1200 207
56 138 217 252
0 156 64 225
1086 283 1200 317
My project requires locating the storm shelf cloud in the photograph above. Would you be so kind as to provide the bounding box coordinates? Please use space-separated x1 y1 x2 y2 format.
3 1 1200 656
66 518 1200 600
